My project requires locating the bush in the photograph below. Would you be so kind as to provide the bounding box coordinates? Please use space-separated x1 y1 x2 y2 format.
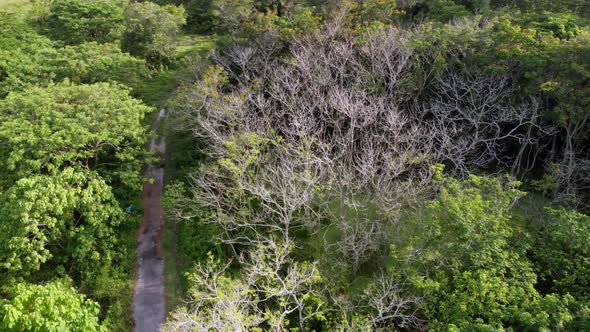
122 1 186 67
45 0 126 44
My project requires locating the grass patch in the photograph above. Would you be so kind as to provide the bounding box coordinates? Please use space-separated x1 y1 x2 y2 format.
138 69 178 109
162 214 192 312
176 34 217 58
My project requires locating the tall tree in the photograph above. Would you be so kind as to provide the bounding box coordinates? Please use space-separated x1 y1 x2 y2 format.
122 1 186 66
0 82 151 193
0 168 125 279
45 0 126 44
0 280 102 332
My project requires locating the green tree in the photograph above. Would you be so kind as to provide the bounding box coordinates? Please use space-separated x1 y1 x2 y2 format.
245 5 322 41
491 0 590 18
0 279 102 332
45 0 126 44
390 169 575 330
56 42 149 91
0 12 59 97
185 0 215 32
0 168 125 279
346 0 402 28
0 82 151 193
210 0 255 33
527 207 590 298
418 0 471 22
0 13 148 96
122 1 186 66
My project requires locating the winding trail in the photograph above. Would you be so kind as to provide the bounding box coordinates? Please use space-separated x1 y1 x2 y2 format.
133 109 167 332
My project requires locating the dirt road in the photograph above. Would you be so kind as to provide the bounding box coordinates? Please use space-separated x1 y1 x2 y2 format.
133 110 167 332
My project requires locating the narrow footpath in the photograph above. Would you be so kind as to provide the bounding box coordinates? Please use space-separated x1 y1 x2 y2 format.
133 109 167 332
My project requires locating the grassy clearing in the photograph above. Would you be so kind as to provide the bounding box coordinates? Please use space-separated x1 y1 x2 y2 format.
176 34 217 58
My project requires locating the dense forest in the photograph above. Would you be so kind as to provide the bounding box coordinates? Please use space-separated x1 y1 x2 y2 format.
1 0 590 331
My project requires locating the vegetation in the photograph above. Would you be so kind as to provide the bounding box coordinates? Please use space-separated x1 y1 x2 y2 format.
1 0 590 331
162 0 590 331
1 280 101 331
122 1 186 66
0 0 186 330
45 0 126 44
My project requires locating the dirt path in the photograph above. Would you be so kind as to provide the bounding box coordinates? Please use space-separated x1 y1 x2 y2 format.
133 109 167 332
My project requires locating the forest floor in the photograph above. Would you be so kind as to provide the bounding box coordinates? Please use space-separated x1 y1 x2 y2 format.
132 109 167 332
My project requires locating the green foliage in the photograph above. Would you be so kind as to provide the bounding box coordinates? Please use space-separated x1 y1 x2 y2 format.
0 13 149 97
0 82 151 193
491 0 590 18
0 12 59 96
346 0 402 28
0 279 102 332
246 5 322 41
209 0 255 33
45 0 126 44
390 169 577 330
515 12 584 39
419 0 472 22
480 15 590 126
179 221 224 262
122 1 186 67
0 2 160 330
527 207 590 298
56 42 149 91
184 0 215 33
0 169 125 279
403 18 491 94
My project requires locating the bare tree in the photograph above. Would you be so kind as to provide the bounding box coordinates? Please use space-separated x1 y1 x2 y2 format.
425 72 552 175
168 20 560 330
552 112 590 206
163 240 324 332
365 272 424 331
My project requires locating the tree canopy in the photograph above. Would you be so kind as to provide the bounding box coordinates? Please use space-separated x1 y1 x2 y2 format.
0 168 125 279
122 1 186 66
45 0 126 44
0 280 102 332
2 0 590 330
0 82 151 192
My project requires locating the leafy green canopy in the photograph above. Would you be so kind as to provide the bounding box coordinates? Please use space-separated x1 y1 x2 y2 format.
491 0 590 18
0 82 151 193
55 42 149 91
0 168 125 279
390 169 579 330
0 280 102 332
528 207 590 299
0 13 149 97
486 16 590 128
0 12 59 97
45 0 126 44
122 1 186 66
